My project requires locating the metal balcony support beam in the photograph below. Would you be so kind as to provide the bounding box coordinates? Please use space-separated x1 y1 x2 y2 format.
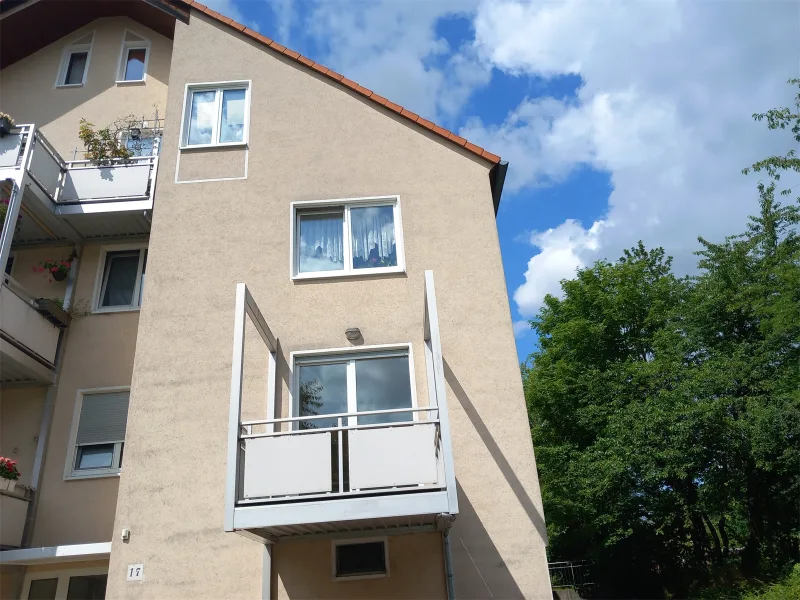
424 270 459 515
226 283 278 533
0 180 20 277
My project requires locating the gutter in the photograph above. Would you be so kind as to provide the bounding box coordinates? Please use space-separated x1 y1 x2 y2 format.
490 161 509 216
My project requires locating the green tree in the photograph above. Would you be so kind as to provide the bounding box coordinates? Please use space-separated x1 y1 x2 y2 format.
524 80 800 597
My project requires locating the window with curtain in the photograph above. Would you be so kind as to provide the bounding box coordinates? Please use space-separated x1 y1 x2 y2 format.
182 83 249 147
294 199 403 277
118 45 148 82
70 390 130 478
97 247 147 310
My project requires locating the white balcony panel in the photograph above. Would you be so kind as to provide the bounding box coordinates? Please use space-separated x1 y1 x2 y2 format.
61 163 150 202
29 142 62 197
349 423 439 490
0 285 59 364
0 133 21 168
243 432 332 499
0 495 27 548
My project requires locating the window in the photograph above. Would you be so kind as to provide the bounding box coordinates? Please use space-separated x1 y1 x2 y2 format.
56 35 93 87
95 246 147 311
121 127 162 157
118 46 148 82
294 346 415 429
66 389 130 479
181 82 250 147
333 539 388 580
24 570 108 600
292 197 405 278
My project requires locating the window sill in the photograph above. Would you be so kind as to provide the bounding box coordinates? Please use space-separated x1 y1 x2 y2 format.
65 471 121 481
179 141 248 151
115 79 146 86
56 83 84 89
292 266 406 281
92 306 141 315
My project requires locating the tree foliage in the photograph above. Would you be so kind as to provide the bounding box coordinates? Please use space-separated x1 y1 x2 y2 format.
524 80 800 597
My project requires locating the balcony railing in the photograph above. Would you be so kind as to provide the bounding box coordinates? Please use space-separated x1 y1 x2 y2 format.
0 486 32 549
0 276 60 369
225 272 458 540
239 406 444 504
0 124 158 210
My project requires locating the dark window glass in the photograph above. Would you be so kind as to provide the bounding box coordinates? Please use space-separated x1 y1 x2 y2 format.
28 578 58 600
64 52 88 85
355 356 413 425
335 541 386 578
66 574 107 600
298 362 347 429
76 444 115 470
101 251 140 307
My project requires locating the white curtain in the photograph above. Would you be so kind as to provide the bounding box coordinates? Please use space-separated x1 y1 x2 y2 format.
350 206 396 263
299 213 344 271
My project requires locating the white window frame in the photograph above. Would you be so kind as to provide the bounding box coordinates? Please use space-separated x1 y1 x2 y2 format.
64 386 130 481
332 537 389 581
116 31 151 84
290 343 418 429
55 34 94 88
179 80 251 149
22 566 109 600
290 195 406 280
92 243 148 313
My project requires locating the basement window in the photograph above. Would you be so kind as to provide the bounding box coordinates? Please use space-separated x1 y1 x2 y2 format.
333 539 388 580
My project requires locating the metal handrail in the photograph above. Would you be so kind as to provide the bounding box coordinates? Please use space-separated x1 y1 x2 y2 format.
241 417 441 439
242 405 439 427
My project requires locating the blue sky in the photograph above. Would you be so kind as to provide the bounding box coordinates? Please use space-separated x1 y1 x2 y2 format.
212 0 798 362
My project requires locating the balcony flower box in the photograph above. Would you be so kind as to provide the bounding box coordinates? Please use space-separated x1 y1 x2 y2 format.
0 457 20 492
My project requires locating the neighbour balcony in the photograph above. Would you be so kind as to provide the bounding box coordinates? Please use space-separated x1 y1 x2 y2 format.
225 272 458 541
0 124 158 246
0 485 32 550
0 275 67 385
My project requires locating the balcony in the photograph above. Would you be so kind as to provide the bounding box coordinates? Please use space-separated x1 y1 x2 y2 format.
0 124 158 246
0 276 64 385
225 272 458 541
0 485 32 550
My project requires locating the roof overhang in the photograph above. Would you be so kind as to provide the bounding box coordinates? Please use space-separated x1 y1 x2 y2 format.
0 0 183 69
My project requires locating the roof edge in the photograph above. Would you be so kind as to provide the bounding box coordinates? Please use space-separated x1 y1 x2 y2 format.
180 0 502 166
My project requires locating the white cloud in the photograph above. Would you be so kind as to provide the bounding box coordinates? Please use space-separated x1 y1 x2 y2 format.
465 0 800 317
302 0 491 122
513 319 532 338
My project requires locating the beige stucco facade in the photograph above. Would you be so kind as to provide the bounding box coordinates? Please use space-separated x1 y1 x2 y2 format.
0 16 171 159
2 4 551 599
104 10 550 600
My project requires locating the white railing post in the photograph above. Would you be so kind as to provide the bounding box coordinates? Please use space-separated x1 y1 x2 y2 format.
225 283 247 531
337 417 344 493
424 270 459 514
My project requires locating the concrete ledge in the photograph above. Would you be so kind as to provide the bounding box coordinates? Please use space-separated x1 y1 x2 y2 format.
0 542 111 565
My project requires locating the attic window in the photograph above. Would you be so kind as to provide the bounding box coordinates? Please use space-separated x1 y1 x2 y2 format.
117 31 150 83
181 82 250 148
56 34 93 87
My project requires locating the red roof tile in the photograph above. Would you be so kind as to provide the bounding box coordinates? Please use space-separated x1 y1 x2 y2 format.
183 0 501 164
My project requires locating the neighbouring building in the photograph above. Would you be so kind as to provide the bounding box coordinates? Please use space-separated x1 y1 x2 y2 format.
0 1 551 598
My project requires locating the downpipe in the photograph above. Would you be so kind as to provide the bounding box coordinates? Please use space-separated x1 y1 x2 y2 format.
439 513 456 600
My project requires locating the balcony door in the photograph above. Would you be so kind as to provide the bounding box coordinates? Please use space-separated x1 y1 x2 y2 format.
295 348 415 429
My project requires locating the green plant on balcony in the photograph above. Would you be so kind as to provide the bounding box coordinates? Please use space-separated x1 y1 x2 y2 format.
0 112 14 137
78 117 134 165
33 258 71 282
0 456 20 492
47 296 92 318
1 197 23 232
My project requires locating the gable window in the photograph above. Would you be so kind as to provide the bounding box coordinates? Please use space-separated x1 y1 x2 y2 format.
291 197 405 278
94 246 147 312
181 82 250 147
56 34 93 87
333 539 388 580
294 346 415 429
67 389 130 479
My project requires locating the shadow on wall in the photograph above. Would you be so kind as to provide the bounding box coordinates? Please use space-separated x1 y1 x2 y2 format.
443 358 548 544
452 481 526 599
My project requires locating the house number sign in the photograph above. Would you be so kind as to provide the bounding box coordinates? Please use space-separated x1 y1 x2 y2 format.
127 564 144 581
